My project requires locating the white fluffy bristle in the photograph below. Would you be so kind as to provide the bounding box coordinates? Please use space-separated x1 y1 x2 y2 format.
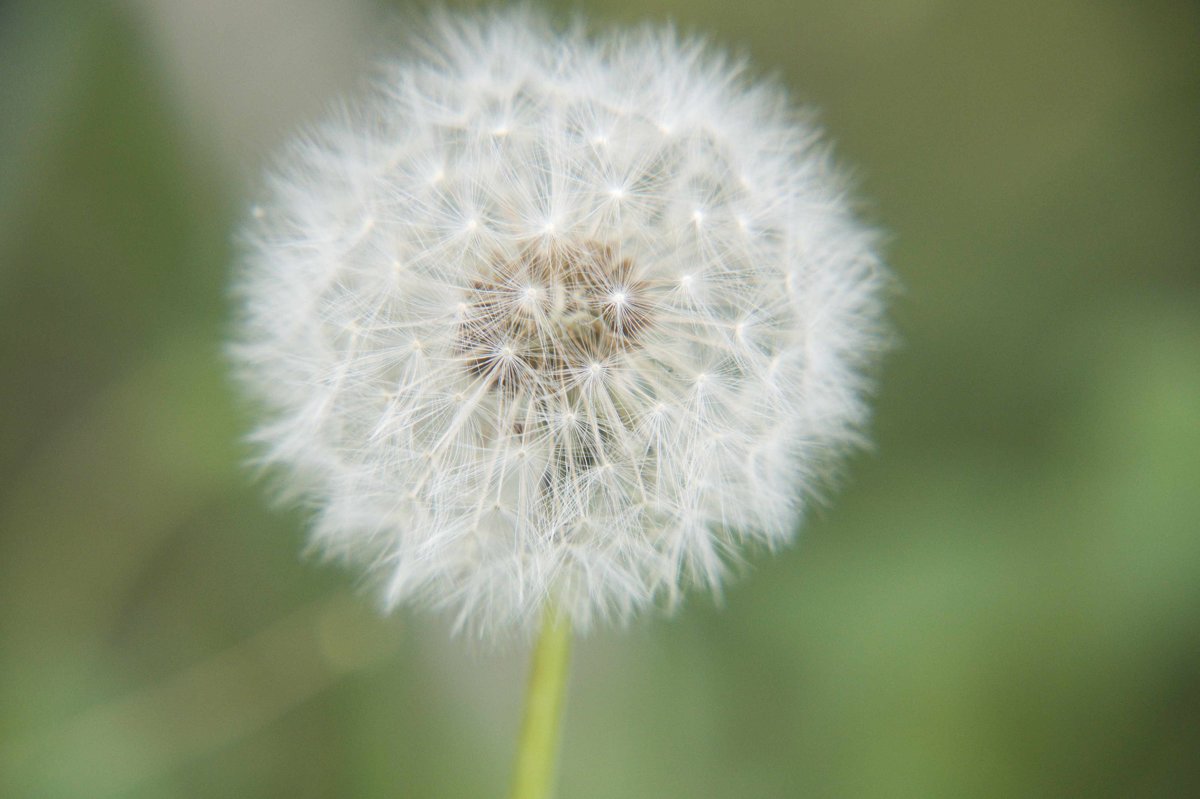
232 8 887 638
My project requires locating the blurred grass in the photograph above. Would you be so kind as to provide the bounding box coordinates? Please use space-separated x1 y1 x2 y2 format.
1 0 1198 797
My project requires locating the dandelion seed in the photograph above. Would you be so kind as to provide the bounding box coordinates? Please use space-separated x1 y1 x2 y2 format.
231 8 887 639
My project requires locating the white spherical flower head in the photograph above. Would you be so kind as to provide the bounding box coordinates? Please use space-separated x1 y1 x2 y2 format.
233 9 887 637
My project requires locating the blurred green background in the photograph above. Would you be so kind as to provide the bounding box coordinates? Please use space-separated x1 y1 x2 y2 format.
2 1 1197 796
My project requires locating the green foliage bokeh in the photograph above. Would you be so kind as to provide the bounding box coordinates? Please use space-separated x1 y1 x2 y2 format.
2 1 1197 796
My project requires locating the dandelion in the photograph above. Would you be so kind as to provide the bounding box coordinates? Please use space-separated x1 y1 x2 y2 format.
234 7 885 637
232 8 886 795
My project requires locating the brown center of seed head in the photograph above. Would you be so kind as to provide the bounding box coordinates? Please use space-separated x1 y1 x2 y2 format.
456 241 654 395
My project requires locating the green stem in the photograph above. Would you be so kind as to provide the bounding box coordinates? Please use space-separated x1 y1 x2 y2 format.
509 606 572 799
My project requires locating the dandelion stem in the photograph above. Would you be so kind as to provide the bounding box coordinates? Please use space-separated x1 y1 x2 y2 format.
509 606 572 799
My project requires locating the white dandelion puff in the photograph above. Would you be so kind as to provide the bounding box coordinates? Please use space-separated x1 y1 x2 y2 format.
231 8 888 638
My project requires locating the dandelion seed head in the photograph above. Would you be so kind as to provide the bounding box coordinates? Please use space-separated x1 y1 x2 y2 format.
232 8 887 638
